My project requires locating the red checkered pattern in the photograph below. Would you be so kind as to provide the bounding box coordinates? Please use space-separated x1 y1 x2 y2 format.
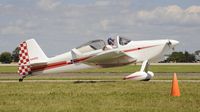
18 42 32 77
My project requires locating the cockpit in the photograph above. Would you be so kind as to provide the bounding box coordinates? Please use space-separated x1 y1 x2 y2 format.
76 40 106 53
75 36 132 53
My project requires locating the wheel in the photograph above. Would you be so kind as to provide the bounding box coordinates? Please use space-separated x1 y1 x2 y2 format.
19 78 23 82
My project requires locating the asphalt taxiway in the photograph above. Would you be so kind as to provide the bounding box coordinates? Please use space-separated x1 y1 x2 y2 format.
0 73 199 83
0 80 200 83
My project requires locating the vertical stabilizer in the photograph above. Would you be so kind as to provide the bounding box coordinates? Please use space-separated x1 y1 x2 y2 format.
26 39 48 64
18 39 48 79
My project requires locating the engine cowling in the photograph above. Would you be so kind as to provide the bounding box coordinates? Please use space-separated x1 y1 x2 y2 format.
124 71 154 81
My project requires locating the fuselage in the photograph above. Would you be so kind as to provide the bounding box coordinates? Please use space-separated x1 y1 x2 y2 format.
31 37 179 75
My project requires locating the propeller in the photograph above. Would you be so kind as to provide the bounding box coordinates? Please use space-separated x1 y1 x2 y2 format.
167 40 172 46
167 40 175 51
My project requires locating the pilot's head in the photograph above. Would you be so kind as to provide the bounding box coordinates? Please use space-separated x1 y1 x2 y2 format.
108 37 114 45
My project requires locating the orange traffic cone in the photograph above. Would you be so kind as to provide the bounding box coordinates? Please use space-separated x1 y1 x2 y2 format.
171 73 180 96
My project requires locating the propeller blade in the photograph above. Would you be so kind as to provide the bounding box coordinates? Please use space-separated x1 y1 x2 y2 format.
167 40 172 47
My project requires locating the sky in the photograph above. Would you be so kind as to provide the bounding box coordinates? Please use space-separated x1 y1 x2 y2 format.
0 0 200 57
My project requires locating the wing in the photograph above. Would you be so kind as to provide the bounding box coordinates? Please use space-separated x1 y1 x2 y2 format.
83 49 136 67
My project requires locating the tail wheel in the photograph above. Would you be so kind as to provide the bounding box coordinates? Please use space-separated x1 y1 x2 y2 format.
19 78 24 82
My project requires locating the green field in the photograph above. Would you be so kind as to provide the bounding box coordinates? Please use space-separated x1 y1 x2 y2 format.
0 65 200 112
79 65 200 73
0 81 199 112
1 73 200 81
0 66 18 73
1 65 200 73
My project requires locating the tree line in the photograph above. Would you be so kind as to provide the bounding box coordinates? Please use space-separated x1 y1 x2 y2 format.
0 47 19 64
0 48 198 64
164 51 196 63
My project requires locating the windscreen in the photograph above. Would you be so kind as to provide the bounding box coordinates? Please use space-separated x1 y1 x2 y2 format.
76 40 106 53
119 37 131 46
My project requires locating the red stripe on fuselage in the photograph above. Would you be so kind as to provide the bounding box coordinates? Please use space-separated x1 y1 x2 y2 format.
31 56 92 72
123 45 159 52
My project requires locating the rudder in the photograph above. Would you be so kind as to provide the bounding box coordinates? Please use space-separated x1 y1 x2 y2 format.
18 41 32 77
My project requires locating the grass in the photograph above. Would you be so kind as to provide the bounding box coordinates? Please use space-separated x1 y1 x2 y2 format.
0 66 17 73
0 66 199 111
78 65 200 73
1 73 200 81
1 65 200 73
0 81 199 112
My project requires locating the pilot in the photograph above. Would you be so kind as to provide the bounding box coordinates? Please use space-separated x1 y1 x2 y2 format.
107 37 115 46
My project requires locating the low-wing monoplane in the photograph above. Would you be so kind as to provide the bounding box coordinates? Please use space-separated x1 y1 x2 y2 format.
18 36 179 81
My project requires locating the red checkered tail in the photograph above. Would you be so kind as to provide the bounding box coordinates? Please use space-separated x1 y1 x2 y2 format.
18 39 48 78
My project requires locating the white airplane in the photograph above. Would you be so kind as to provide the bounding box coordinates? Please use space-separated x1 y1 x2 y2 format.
18 36 179 82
